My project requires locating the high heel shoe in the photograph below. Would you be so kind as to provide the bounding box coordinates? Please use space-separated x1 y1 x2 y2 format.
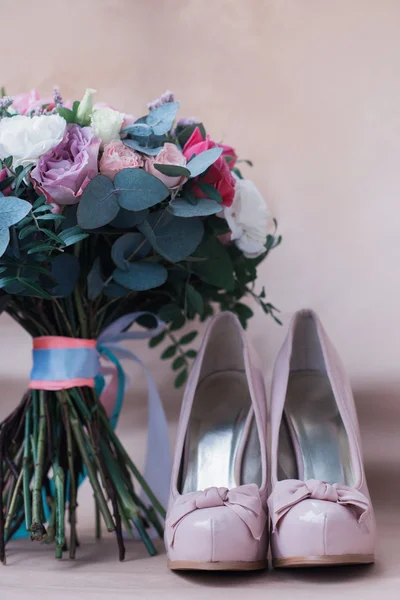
165 312 269 571
268 309 376 567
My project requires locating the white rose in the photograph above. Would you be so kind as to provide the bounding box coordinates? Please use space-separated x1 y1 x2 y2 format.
91 107 124 146
224 178 270 258
0 114 66 169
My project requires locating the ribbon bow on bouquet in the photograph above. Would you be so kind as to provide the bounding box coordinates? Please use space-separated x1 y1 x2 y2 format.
29 312 171 512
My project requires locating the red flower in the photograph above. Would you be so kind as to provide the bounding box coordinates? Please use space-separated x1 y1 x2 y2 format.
183 127 237 207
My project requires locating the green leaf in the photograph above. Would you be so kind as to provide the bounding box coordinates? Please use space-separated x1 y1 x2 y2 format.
104 282 127 297
0 196 31 228
149 331 166 348
139 211 204 263
87 257 104 300
192 236 235 291
187 147 223 178
37 213 65 222
197 183 223 203
174 368 188 388
158 303 182 322
58 226 89 247
18 278 53 299
172 355 186 370
57 107 75 123
77 175 119 229
234 302 254 328
0 176 14 192
154 164 190 178
180 331 198 345
113 262 167 291
0 227 10 257
0 275 15 288
185 349 197 358
146 101 180 135
14 164 34 195
186 283 204 316
177 123 206 147
51 253 80 297
168 198 223 218
161 345 177 359
33 195 47 210
40 228 66 245
111 233 150 269
18 225 39 241
115 168 170 211
33 205 52 215
27 244 57 255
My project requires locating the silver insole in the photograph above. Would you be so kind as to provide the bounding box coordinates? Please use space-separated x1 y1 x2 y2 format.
181 370 261 493
279 370 353 486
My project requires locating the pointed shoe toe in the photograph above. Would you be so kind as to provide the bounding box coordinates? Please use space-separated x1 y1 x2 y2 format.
269 492 375 568
166 487 268 570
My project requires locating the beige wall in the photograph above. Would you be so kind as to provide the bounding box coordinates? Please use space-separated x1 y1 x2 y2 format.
1 0 399 492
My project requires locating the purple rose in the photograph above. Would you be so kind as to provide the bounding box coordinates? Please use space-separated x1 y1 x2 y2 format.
31 124 100 205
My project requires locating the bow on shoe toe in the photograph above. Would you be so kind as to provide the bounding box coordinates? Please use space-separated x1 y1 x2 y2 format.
268 479 370 532
166 484 267 547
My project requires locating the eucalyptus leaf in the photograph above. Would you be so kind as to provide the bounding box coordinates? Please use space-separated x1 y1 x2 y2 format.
0 227 10 257
146 101 179 135
115 168 170 211
187 147 223 178
168 198 223 218
77 175 119 229
87 257 104 300
111 233 150 270
197 183 223 203
113 261 167 291
123 139 164 156
0 196 31 228
103 282 127 297
110 208 149 229
154 164 190 178
51 253 80 297
121 123 152 137
138 211 204 262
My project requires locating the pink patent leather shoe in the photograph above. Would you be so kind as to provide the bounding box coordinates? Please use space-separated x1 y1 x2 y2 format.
165 312 269 571
268 309 376 568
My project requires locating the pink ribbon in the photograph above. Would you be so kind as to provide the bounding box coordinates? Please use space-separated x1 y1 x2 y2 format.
166 483 267 547
268 479 370 532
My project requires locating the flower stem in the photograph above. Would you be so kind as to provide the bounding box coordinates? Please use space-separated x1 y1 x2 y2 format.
31 391 47 542
23 405 32 532
64 397 115 532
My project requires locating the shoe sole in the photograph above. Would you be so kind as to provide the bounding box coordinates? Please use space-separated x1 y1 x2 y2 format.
168 559 268 571
273 554 375 568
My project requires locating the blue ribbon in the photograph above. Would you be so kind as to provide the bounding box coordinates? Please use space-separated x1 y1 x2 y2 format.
14 312 171 538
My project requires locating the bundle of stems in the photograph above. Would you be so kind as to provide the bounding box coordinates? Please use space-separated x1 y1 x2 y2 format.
0 281 166 564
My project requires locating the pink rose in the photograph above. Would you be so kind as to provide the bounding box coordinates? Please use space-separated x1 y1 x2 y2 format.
183 127 236 207
31 124 100 206
12 89 54 115
145 143 187 189
100 140 144 180
0 167 11 195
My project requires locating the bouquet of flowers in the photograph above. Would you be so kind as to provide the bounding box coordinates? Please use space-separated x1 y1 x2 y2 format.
0 88 280 563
